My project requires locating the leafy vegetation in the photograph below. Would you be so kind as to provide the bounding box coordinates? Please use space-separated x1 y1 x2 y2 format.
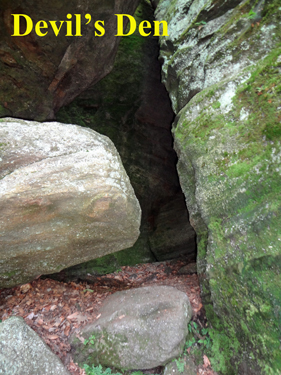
194 21 207 26
83 365 152 375
84 334 96 346
185 321 211 350
247 9 257 20
83 364 122 375
173 358 185 373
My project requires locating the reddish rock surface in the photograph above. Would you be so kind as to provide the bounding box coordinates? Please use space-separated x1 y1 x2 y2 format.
0 0 139 120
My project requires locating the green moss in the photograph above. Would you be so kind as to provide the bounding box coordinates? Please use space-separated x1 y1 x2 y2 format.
77 330 128 369
0 270 18 278
212 101 221 109
174 34 281 375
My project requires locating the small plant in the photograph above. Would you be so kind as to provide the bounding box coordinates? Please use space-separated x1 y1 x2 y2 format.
212 101 221 109
195 21 207 26
84 334 96 346
185 321 211 350
247 9 257 19
174 358 185 373
83 364 122 375
83 366 151 375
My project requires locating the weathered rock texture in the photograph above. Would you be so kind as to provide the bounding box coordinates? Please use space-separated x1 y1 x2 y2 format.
56 1 196 275
0 118 141 288
164 356 197 375
71 286 192 369
0 0 139 120
0 316 70 375
155 0 281 373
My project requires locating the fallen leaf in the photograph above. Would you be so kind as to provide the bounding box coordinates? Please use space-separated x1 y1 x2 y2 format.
76 335 85 343
76 314 88 324
53 317 64 327
26 312 35 320
64 325 71 336
203 354 211 368
96 313 101 319
119 315 125 320
47 334 59 340
18 307 25 315
42 305 51 312
67 312 79 320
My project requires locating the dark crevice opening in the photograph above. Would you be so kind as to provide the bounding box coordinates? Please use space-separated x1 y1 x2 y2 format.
49 0 197 281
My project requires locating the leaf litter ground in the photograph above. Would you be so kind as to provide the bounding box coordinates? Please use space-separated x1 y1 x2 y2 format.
0 259 217 375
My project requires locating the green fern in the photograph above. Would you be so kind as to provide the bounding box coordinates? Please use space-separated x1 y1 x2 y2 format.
83 364 122 375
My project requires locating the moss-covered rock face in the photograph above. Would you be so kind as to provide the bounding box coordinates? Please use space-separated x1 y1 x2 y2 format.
0 0 139 120
56 0 196 275
155 0 281 373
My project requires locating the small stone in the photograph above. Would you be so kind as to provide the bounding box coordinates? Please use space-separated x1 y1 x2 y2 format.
70 286 192 369
178 263 197 275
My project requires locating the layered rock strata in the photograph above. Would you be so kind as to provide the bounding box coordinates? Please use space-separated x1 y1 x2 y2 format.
0 0 139 120
155 0 281 373
0 118 141 288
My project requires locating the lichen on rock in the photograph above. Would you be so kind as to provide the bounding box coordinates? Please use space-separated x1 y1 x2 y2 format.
0 118 141 288
70 286 192 370
0 316 70 374
155 0 281 373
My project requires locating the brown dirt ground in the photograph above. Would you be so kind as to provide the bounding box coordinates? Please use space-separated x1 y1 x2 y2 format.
0 259 217 375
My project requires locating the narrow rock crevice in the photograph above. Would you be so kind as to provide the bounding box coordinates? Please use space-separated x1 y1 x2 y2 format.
55 0 197 278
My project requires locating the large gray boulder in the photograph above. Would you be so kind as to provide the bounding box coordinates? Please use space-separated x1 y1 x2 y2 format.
0 118 141 288
0 316 70 375
71 286 192 369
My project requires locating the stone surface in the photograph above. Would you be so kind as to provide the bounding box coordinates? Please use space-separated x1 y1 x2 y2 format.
156 0 276 113
164 356 197 375
71 286 192 369
0 0 139 120
56 0 196 274
156 0 281 373
0 316 70 375
178 263 197 275
0 118 141 288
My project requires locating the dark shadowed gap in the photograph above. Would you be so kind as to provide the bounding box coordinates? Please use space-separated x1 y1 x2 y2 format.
50 0 197 281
